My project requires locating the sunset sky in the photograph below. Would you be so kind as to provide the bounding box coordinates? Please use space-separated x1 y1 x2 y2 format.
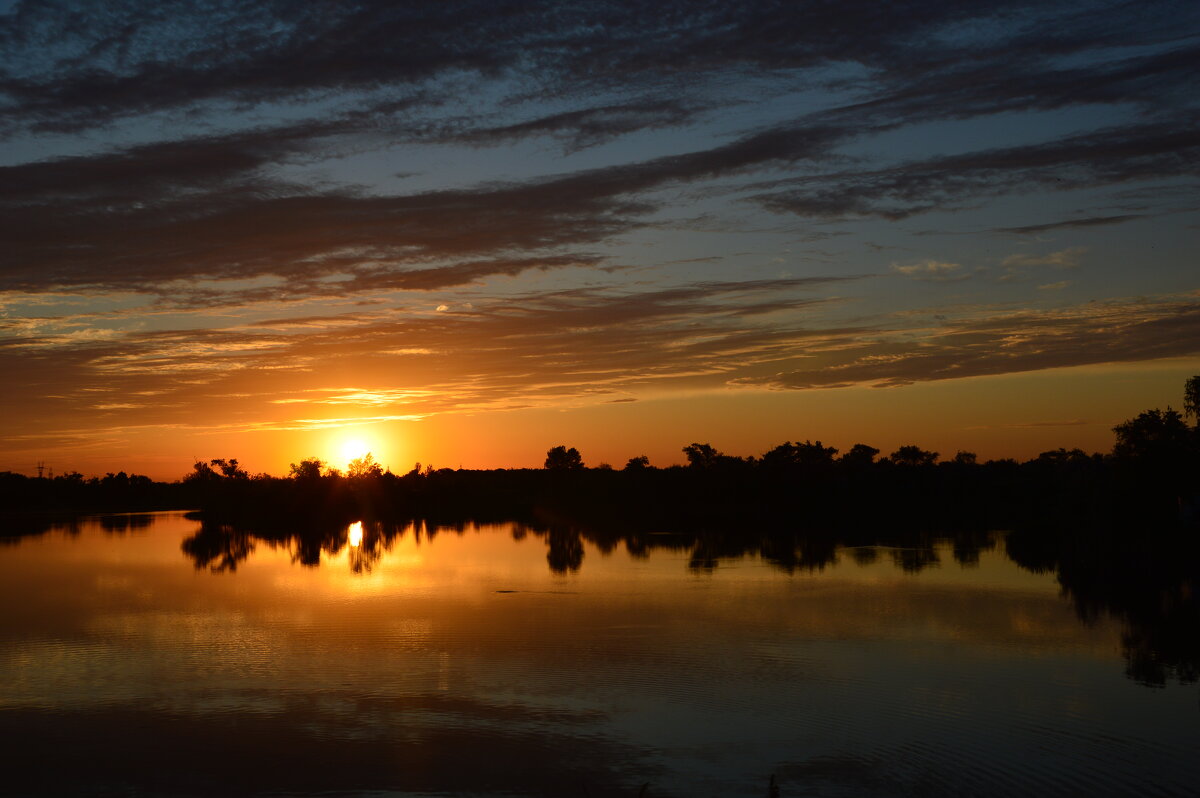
2 1 1198 479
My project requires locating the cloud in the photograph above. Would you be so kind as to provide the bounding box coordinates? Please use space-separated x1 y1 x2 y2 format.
741 295 1200 390
5 1 1189 144
5 278 1198 448
0 276 862 435
999 247 1085 283
835 38 1200 127
1007 419 1092 428
891 260 969 282
0 120 347 202
441 99 712 153
0 2 1108 133
0 4 511 135
1001 248 1086 270
995 214 1145 235
1 2 1193 308
755 119 1200 221
0 121 846 301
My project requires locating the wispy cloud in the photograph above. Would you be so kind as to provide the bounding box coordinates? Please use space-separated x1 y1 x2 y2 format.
754 119 1200 221
1002 248 1086 270
891 261 970 282
5 281 1198 448
740 294 1200 390
995 214 1144 235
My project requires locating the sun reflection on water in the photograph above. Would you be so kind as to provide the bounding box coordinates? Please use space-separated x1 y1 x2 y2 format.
348 521 363 548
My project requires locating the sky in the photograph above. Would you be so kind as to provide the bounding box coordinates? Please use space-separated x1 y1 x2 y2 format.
1 0 1198 479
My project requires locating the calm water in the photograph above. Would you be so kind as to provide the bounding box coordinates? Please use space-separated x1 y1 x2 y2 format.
0 512 1196 797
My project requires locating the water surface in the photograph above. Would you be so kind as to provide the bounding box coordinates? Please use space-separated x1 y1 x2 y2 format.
0 512 1196 796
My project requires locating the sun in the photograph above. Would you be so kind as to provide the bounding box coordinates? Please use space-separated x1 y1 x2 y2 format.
325 427 396 472
339 438 372 467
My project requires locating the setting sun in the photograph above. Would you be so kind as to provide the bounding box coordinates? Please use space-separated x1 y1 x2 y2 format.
339 438 372 468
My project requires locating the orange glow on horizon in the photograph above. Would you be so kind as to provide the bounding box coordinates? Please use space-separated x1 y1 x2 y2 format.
4 358 1197 481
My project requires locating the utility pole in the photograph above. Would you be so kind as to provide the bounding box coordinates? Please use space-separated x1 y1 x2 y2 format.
36 461 45 479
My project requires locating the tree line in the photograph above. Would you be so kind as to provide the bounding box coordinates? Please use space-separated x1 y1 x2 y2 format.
2 376 1197 528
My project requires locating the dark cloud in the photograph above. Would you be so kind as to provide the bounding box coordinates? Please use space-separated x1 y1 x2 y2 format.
742 298 1200 390
835 39 1200 127
4 1 1191 137
0 2 904 132
0 120 345 203
0 2 513 134
1 1 1193 303
440 99 711 153
0 121 844 297
756 119 1200 220
995 214 1146 235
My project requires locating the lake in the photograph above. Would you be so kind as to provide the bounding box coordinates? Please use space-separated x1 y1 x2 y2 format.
0 512 1196 797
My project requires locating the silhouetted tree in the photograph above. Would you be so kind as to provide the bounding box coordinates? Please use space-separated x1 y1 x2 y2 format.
347 452 383 478
841 443 880 466
210 458 249 479
184 460 220 482
952 451 977 465
682 442 721 468
289 457 325 480
1110 406 1198 519
624 455 650 471
889 445 939 466
101 471 129 487
1112 408 1191 461
1184 375 1199 424
1035 448 1091 465
544 445 584 470
761 440 838 468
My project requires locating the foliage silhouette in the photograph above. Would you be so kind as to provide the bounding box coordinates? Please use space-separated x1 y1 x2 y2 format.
888 445 939 466
1112 408 1193 461
682 442 721 468
841 443 880 466
761 440 838 469
347 452 384 478
624 455 650 471
544 445 584 470
1185 375 1200 422
289 457 326 481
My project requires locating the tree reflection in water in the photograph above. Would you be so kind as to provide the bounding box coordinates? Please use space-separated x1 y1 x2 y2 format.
175 514 1198 690
1006 526 1199 687
180 522 255 572
545 525 584 574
